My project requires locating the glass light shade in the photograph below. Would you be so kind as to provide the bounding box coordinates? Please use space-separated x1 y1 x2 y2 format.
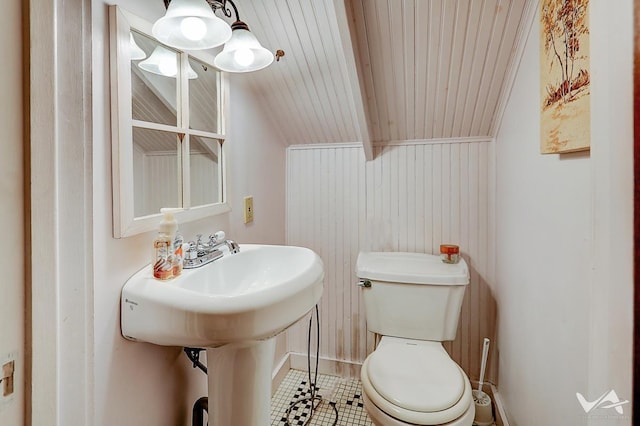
213 28 274 73
152 0 232 50
139 46 198 79
129 33 147 60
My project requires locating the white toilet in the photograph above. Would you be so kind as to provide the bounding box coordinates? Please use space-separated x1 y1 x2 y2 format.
356 251 475 426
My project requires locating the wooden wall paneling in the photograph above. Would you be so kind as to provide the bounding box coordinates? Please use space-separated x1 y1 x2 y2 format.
458 143 471 372
286 140 495 382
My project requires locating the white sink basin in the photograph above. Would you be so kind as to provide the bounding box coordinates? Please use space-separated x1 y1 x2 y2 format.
121 243 324 425
121 244 324 347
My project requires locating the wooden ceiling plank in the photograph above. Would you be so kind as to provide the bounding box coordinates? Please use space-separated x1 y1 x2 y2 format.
333 0 373 159
350 0 382 143
273 0 336 143
413 0 430 141
442 0 470 138
311 0 361 142
489 0 537 136
451 0 483 137
458 0 496 137
467 0 503 136
241 1 310 144
286 0 345 143
433 0 459 139
470 0 511 136
425 0 444 139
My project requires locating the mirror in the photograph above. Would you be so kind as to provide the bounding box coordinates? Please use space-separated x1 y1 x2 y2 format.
110 6 229 237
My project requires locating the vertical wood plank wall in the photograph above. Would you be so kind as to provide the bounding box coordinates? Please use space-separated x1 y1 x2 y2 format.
286 140 496 383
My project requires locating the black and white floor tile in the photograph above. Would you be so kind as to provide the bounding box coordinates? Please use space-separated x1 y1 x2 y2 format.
270 369 373 426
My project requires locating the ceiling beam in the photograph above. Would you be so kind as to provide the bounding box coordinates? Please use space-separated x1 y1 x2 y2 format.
330 0 373 160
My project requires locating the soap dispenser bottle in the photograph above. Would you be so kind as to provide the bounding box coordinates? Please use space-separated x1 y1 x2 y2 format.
172 228 185 277
152 208 179 280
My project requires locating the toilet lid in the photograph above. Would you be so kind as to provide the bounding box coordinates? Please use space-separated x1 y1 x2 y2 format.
367 339 465 412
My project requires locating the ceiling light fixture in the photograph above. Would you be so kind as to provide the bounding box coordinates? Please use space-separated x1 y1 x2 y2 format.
154 0 274 73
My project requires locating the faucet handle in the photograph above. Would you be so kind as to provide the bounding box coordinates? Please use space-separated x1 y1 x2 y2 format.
209 231 225 244
186 241 198 260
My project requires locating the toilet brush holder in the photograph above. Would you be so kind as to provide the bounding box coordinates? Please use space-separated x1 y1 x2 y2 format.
472 389 493 426
473 338 493 425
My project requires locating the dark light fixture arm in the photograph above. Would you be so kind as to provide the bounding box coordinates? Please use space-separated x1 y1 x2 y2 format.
163 0 241 21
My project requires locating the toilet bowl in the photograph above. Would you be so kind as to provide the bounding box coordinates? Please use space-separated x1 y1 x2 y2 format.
356 251 474 426
360 337 474 426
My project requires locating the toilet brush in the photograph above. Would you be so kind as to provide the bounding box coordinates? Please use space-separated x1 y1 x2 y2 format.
472 338 494 426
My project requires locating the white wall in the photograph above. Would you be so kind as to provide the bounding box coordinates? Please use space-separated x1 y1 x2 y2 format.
286 140 496 382
494 1 633 424
92 1 286 424
0 0 23 424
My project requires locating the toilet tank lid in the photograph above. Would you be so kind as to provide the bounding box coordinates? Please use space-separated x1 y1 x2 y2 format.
356 252 469 285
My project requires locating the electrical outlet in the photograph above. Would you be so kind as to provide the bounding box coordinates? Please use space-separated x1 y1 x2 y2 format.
0 351 17 405
243 196 254 224
1 361 14 397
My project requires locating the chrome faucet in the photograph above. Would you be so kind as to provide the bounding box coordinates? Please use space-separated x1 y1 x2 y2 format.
209 237 240 254
183 231 239 269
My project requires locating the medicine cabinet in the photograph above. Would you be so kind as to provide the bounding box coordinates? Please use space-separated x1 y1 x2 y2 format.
109 5 230 238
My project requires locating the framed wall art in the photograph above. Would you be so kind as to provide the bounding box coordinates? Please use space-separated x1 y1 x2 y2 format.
540 0 591 154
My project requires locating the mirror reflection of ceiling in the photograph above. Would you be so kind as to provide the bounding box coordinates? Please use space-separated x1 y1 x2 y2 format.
131 31 177 126
132 127 178 154
132 71 176 125
189 56 219 134
191 136 219 163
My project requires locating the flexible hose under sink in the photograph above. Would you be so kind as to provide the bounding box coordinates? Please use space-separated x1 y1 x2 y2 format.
284 304 338 426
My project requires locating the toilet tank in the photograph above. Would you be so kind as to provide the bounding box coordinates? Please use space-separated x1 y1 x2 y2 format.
356 252 470 341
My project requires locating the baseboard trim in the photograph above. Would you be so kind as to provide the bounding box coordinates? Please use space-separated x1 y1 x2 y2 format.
490 384 510 426
288 353 362 379
271 352 291 395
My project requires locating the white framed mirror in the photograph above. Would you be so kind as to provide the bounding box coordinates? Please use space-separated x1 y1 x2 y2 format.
109 5 230 238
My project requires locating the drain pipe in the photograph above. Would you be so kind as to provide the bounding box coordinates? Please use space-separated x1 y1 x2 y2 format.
185 348 208 426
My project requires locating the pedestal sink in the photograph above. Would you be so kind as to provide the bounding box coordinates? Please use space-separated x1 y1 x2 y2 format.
121 244 324 425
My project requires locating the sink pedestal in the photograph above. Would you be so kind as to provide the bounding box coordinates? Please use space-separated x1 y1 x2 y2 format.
206 337 276 425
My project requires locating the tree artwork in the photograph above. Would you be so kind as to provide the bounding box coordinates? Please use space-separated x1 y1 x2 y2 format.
539 0 590 154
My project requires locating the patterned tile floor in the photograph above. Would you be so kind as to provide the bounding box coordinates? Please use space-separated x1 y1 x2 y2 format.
271 369 373 426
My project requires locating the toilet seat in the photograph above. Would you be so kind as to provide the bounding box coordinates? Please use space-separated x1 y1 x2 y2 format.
361 337 473 425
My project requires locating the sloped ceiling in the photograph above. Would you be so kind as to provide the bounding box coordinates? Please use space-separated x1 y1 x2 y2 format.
224 0 535 157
